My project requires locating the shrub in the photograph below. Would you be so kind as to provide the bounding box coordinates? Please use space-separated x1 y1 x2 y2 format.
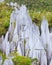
0 3 12 37
12 56 31 65
29 10 52 26
0 27 6 37
3 21 9 28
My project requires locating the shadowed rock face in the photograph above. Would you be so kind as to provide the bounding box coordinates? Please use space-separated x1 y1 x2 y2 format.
0 38 2 44
0 36 4 50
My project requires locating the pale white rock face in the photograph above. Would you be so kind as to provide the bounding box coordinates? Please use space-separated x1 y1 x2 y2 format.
5 32 9 42
25 38 30 56
20 5 27 14
10 41 15 53
2 32 10 57
9 7 19 42
30 40 44 59
26 23 40 57
18 40 25 56
0 56 2 65
50 33 52 58
41 17 52 62
27 29 47 65
13 21 18 43
12 8 19 43
1 4 52 65
50 33 52 46
15 5 32 56
19 5 32 27
12 34 18 43
31 41 47 65
3 59 14 65
15 5 42 57
9 11 15 31
6 41 10 57
0 35 4 50
17 42 22 56
1 35 4 42
10 2 14 7
41 17 48 47
49 59 52 65
41 51 47 65
2 32 9 53
41 17 51 48
8 11 16 42
0 0 4 2
2 40 6 53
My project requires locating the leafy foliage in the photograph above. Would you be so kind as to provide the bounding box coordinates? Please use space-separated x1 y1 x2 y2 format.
12 56 31 65
0 2 13 37
0 1 52 36
5 0 52 11
29 10 52 26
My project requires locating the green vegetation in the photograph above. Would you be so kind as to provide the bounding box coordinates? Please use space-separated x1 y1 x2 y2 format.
0 0 52 36
0 50 31 65
32 58 39 62
5 0 52 26
0 3 13 37
12 55 39 65
5 0 52 12
13 56 31 65
29 11 52 26
0 50 39 65
0 1 52 65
